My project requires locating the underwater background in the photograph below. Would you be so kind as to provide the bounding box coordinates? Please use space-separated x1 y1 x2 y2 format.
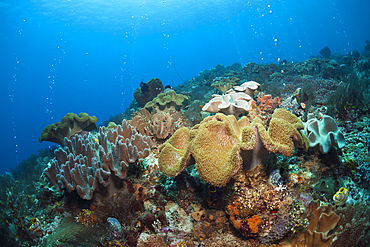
1 0 370 246
1 0 369 174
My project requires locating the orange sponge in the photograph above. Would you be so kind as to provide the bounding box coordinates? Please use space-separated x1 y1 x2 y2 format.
247 215 261 233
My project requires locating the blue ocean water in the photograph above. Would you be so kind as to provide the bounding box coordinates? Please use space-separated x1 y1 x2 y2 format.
0 0 369 175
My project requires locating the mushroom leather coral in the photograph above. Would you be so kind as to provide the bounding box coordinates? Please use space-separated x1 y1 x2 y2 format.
158 108 309 187
39 112 98 146
202 90 253 118
303 113 345 154
158 127 194 177
304 200 340 247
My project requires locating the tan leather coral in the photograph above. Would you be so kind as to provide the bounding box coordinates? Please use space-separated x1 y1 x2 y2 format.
191 114 245 187
158 108 309 187
158 127 193 177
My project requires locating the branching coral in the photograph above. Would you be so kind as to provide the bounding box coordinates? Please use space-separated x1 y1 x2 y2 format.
256 93 281 113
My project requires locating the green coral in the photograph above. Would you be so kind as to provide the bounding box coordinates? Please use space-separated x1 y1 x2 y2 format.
39 112 98 146
144 90 188 112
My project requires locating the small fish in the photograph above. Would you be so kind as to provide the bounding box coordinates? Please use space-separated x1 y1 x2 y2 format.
140 80 149 93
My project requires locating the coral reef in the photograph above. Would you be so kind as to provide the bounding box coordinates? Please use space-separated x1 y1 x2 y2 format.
5 55 370 247
39 112 98 146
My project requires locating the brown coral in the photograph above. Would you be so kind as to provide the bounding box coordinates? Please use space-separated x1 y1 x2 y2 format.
305 200 340 247
129 108 190 141
279 200 340 247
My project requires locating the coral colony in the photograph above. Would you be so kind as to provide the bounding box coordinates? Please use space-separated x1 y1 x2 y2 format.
2 46 370 247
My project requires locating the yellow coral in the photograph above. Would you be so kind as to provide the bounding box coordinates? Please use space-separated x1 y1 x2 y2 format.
158 127 192 177
254 108 308 156
158 108 308 187
191 114 244 187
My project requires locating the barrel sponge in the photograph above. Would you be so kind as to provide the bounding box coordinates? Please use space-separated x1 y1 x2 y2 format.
191 114 244 187
304 114 345 154
158 127 192 177
39 112 98 146
254 109 309 156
